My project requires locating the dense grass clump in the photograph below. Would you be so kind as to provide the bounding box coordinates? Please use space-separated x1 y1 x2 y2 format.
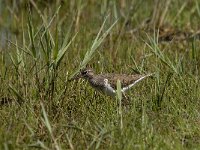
0 0 200 149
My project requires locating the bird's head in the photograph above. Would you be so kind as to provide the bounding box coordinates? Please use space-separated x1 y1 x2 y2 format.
80 68 94 79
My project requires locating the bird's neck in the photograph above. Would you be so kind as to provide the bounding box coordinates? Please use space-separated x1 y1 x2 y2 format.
85 75 94 80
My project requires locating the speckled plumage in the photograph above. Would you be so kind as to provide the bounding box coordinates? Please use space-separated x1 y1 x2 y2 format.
76 68 152 97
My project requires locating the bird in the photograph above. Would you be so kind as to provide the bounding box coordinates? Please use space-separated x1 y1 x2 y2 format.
73 68 153 98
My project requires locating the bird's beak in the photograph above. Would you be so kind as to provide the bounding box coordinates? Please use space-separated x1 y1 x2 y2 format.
69 73 82 81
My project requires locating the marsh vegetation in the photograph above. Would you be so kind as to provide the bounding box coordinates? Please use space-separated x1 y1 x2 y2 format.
0 0 200 149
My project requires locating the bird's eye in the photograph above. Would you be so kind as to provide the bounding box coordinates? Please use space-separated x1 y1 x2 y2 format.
82 70 88 75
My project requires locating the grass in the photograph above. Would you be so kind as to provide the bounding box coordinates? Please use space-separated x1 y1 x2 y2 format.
0 0 200 149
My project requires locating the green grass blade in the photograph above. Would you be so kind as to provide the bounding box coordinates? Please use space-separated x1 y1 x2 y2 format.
116 79 123 130
55 32 78 67
9 85 24 104
41 103 52 134
28 13 37 59
69 17 118 79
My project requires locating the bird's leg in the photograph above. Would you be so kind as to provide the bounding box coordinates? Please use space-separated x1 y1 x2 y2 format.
122 92 130 106
122 92 127 99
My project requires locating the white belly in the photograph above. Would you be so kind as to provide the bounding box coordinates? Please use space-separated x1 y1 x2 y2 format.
103 85 116 97
102 79 116 97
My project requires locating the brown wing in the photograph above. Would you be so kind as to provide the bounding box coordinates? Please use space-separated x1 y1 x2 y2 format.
98 73 144 89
